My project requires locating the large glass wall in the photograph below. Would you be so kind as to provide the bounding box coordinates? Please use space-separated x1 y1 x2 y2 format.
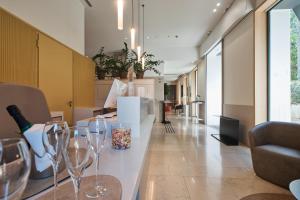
206 43 222 128
269 0 300 123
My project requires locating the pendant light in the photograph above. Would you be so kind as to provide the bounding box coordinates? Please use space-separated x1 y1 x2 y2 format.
131 0 136 49
117 0 124 30
137 46 141 62
141 4 145 69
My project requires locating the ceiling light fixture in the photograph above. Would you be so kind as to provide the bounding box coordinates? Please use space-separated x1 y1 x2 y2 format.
131 28 136 49
131 0 136 49
217 3 221 7
142 57 145 70
213 8 217 13
117 0 124 30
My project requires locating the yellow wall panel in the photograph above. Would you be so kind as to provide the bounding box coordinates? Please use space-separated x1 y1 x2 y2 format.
73 52 95 108
0 8 38 87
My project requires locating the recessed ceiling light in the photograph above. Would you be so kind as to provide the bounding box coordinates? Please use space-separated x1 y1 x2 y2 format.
213 9 217 13
146 36 150 39
217 3 221 7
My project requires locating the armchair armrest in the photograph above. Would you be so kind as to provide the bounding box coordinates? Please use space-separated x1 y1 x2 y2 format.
249 122 270 148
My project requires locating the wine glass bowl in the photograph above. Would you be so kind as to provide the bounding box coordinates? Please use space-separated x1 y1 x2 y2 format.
62 126 91 200
42 121 69 193
0 138 31 200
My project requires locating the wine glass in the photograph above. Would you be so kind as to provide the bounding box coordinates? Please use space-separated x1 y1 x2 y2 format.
42 121 69 196
86 117 108 198
62 126 91 200
0 138 31 200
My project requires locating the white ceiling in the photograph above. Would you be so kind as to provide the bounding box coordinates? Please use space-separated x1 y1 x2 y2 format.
85 0 234 81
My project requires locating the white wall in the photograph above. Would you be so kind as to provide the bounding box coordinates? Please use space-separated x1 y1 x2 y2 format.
197 59 206 102
0 0 85 54
223 13 254 106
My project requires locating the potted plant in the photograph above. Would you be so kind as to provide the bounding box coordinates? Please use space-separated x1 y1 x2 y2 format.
93 43 163 80
93 44 130 79
131 52 163 79
118 43 131 79
93 47 109 80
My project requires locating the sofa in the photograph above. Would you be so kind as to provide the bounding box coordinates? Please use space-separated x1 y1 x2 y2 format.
249 121 300 189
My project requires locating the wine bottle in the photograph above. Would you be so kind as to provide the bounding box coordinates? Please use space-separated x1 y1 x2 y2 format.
6 105 33 133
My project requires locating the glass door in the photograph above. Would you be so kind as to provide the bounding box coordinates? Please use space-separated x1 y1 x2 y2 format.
269 0 300 123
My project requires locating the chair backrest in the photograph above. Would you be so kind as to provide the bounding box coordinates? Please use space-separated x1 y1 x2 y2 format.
0 83 51 139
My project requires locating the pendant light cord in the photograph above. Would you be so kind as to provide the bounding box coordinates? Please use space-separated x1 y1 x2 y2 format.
132 0 134 28
142 4 145 52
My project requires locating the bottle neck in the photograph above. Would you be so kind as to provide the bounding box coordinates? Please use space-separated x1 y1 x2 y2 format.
6 105 33 134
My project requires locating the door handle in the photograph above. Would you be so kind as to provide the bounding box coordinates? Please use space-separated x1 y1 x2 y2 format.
67 101 73 108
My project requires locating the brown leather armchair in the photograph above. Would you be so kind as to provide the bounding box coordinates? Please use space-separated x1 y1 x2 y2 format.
249 121 300 189
0 83 51 139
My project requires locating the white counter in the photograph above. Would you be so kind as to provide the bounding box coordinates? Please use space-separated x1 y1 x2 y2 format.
86 114 154 200
30 114 155 200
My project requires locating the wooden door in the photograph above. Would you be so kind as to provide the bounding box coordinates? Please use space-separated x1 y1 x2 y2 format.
73 52 95 108
0 8 38 86
38 33 73 124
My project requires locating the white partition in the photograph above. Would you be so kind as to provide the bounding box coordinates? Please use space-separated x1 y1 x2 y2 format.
117 97 153 138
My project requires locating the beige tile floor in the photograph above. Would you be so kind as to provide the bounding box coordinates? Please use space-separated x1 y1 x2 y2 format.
141 114 291 200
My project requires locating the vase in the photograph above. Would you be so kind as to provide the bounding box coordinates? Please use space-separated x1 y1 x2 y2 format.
136 72 144 79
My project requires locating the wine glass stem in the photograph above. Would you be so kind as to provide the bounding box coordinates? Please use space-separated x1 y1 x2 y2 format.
72 177 81 200
95 153 100 187
52 163 58 187
51 162 58 199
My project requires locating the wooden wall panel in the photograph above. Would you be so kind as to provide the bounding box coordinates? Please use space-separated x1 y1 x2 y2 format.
0 8 38 87
73 52 95 108
38 33 73 124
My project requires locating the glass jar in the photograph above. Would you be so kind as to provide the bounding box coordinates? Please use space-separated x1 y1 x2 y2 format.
111 123 131 150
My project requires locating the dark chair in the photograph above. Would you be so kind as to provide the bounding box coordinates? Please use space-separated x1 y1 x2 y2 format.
175 104 183 114
249 121 300 189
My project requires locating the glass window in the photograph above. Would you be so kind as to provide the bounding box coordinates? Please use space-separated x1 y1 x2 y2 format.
269 0 300 123
206 43 222 128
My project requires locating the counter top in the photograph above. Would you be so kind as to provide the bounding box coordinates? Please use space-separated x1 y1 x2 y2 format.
29 114 155 200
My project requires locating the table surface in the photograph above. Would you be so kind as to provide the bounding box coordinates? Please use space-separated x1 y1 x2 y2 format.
29 114 155 200
289 179 300 199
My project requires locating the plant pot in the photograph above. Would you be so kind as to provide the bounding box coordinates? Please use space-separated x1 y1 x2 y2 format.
96 72 105 80
120 71 128 79
136 71 144 79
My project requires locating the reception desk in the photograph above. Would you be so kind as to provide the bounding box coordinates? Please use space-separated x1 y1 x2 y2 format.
29 97 155 200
